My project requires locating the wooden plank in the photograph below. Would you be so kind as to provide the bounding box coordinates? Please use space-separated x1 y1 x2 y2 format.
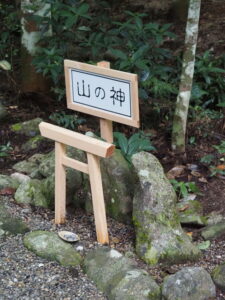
87 153 109 244
65 59 137 82
55 142 66 224
100 119 113 143
97 61 114 143
62 155 89 174
39 122 115 158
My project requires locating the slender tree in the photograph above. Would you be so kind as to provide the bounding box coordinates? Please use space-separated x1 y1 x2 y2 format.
171 0 201 153
21 0 52 93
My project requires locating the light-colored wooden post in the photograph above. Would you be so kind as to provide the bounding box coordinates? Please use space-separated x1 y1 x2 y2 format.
87 152 109 244
55 142 66 224
97 61 113 143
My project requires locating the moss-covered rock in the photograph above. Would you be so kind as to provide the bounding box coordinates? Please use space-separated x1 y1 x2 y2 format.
201 221 225 240
83 247 161 300
11 118 42 137
12 153 45 178
0 174 19 190
212 262 225 292
14 179 50 208
81 149 137 223
132 152 201 265
0 203 29 235
162 267 216 300
24 231 82 266
177 199 207 226
21 135 46 151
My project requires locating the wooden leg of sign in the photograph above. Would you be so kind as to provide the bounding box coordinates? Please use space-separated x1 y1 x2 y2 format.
87 153 109 244
55 142 66 224
100 119 113 143
97 61 113 144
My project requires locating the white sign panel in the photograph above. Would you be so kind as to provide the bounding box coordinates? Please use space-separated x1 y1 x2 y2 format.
70 69 131 118
64 60 140 127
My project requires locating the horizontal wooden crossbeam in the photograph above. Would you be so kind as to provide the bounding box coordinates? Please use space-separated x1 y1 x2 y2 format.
39 122 115 158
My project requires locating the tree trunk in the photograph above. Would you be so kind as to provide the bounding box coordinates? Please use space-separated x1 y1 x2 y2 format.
20 0 52 93
171 0 201 153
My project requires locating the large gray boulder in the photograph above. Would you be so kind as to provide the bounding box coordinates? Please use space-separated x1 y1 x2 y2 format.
83 247 161 300
212 262 225 292
24 231 82 266
100 150 137 223
162 267 216 300
132 152 200 265
76 148 137 223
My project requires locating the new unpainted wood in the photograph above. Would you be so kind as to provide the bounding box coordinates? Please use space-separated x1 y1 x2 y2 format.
97 61 114 143
87 153 109 244
62 156 89 174
55 142 66 224
39 121 114 244
39 122 115 158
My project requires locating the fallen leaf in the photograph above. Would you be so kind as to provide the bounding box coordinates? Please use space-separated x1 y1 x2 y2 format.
197 240 210 250
0 187 15 195
179 204 189 212
186 232 193 237
198 177 208 183
166 165 186 179
191 171 201 177
111 237 120 244
216 164 225 170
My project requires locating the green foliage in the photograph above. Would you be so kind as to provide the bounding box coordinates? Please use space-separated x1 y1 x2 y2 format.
200 154 214 165
192 51 225 108
49 112 86 130
114 131 156 162
213 141 225 154
0 142 13 157
170 179 200 199
31 2 177 102
0 3 20 63
200 141 225 177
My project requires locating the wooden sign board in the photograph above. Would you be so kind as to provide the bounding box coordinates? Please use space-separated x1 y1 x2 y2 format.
64 60 140 128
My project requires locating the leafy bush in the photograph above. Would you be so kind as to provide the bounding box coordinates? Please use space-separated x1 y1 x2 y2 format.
0 142 13 157
0 3 20 64
49 111 86 130
114 131 155 162
170 179 200 199
192 51 225 108
31 2 177 103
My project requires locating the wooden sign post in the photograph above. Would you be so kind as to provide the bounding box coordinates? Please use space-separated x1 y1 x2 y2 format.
39 122 115 244
64 60 140 142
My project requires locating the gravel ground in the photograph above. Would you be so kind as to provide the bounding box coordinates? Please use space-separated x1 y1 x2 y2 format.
1 195 225 300
0 196 107 300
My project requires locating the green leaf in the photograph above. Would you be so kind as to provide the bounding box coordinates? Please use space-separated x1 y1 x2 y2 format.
113 132 128 154
197 240 210 250
109 48 127 60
